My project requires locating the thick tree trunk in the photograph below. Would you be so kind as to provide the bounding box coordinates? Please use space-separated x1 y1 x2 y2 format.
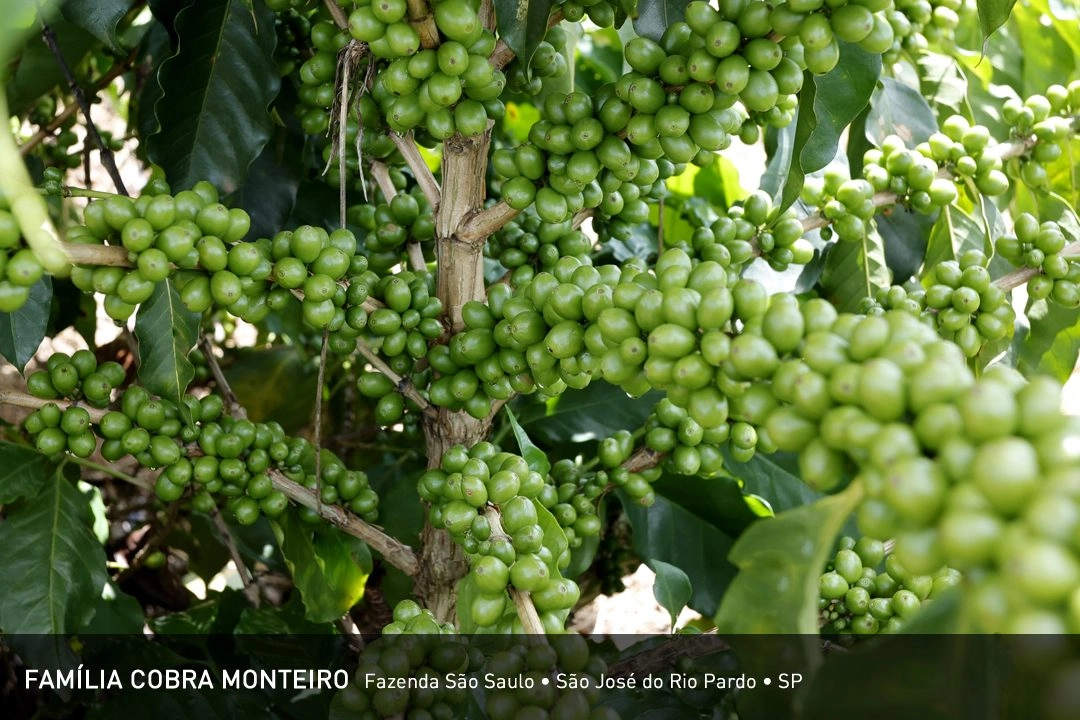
415 127 495 624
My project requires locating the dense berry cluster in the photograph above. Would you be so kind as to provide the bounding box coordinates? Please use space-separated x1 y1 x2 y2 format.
818 535 960 635
418 443 590 631
22 362 379 527
861 250 1015 358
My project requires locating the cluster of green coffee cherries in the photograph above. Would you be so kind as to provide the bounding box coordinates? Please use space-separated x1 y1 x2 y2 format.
1003 87 1080 191
882 0 967 62
998 213 1080 309
867 126 1009 205
350 186 435 257
818 535 960 636
672 189 815 273
418 443 588 632
22 353 378 526
335 615 618 720
0 198 45 314
860 250 1015 358
483 205 597 276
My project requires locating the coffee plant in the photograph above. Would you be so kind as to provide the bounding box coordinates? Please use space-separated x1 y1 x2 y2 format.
0 0 1078 716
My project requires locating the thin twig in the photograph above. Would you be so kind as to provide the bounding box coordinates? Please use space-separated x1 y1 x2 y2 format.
322 0 349 29
370 160 398 201
67 454 153 492
40 23 128 196
622 445 664 473
484 506 547 637
269 468 421 575
211 507 261 607
406 242 426 272
314 328 330 515
390 132 441 207
355 339 432 411
994 239 1080 291
0 390 109 422
571 207 594 231
19 54 134 156
198 335 247 419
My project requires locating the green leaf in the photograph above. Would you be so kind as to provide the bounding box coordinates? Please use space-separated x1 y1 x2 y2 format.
634 0 687 42
1017 299 1080 383
773 43 881 211
978 0 1019 41
518 381 660 445
925 205 987 269
134 278 199 413
222 345 318 433
0 442 50 504
916 52 968 117
652 472 767 533
60 0 130 52
146 0 279 192
504 404 551 476
5 18 94 114
719 448 821 514
621 489 739 616
0 275 50 372
819 231 890 312
272 511 370 623
878 205 935 280
649 559 692 629
691 156 747 210
0 469 109 633
492 0 554 67
533 499 569 561
865 77 938 147
714 483 862 634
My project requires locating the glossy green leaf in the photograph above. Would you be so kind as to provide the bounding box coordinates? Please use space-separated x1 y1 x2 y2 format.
978 0 1019 41
924 205 986 269
621 489 738 616
819 231 889 312
492 0 554 67
222 345 317 433
0 469 109 633
0 442 50 504
5 18 93 114
878 205 935 280
134 279 199 416
504 404 551 476
60 0 130 52
652 472 766 534
1017 299 1080 383
692 156 747 210
634 0 687 42
714 483 862 634
649 559 692 629
146 0 278 192
865 77 938 148
273 511 371 624
0 275 50 372
533 499 569 562
773 43 881 211
519 381 659 445
916 52 968 117
720 448 821 514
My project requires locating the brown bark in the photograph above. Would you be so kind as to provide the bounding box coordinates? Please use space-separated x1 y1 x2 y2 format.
414 127 498 623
